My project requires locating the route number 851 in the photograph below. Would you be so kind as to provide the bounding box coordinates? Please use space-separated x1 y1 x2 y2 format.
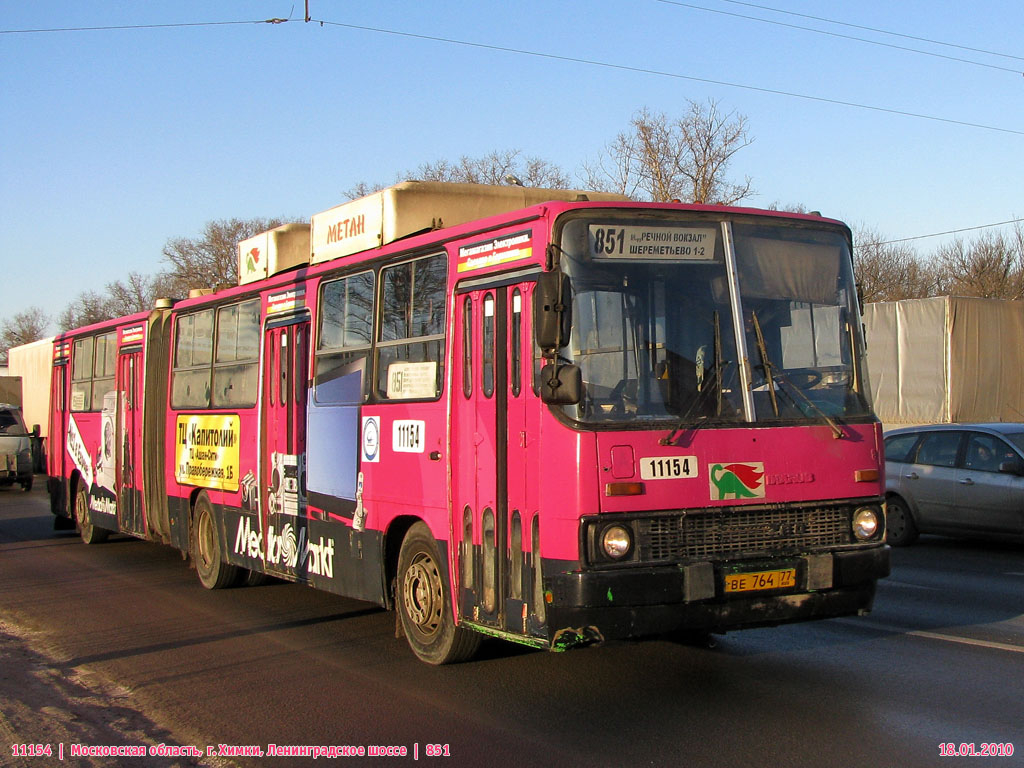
593 227 625 256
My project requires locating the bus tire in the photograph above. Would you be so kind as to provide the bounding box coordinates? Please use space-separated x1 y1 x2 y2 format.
191 493 241 589
244 569 272 587
397 522 481 665
885 496 919 547
75 484 108 544
54 514 76 531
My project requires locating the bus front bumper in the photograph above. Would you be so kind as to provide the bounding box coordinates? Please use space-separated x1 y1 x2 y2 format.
543 545 890 648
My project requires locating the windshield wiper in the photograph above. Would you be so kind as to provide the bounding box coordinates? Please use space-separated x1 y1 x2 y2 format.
750 311 844 439
661 311 728 446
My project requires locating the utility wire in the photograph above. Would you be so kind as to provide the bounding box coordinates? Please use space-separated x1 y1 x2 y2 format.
7 10 1018 255
5 14 1022 135
309 18 1024 136
856 217 1024 247
0 18 290 34
658 0 1023 76
715 0 1024 64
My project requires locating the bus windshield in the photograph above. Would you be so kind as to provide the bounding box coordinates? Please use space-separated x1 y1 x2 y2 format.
555 213 873 428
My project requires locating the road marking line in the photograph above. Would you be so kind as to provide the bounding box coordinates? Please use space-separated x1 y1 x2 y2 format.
842 618 1024 654
906 629 1024 654
880 579 941 591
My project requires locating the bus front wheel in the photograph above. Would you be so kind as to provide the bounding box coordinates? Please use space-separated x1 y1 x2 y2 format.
397 522 481 665
75 484 108 544
191 493 241 589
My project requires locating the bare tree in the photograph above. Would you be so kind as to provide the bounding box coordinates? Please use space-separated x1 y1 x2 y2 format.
583 100 754 204
57 273 180 332
105 271 180 316
415 149 570 188
344 149 570 200
766 202 810 214
0 307 50 363
342 180 388 201
57 291 112 332
930 226 1024 299
161 217 294 295
55 218 294 332
853 227 934 303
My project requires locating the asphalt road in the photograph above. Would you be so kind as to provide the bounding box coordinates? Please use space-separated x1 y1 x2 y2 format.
1 480 1021 767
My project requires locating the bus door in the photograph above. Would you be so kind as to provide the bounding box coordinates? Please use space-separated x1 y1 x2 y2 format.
115 349 145 535
260 315 310 579
48 360 68 513
453 280 538 634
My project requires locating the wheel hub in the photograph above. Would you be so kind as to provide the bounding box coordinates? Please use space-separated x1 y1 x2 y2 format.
404 553 442 636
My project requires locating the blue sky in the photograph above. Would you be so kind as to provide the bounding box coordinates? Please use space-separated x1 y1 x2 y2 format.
2 1 1021 329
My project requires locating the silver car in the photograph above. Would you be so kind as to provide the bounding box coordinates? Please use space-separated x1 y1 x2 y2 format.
883 423 1024 546
0 403 34 492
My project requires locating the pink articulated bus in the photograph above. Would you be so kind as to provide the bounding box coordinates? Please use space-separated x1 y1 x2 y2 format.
48 182 889 664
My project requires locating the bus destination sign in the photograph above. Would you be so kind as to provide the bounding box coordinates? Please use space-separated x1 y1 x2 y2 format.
588 225 717 260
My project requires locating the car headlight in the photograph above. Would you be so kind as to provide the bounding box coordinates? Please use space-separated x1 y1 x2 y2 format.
852 506 882 540
601 524 633 560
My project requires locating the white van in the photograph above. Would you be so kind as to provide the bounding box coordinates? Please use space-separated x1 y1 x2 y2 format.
0 403 34 491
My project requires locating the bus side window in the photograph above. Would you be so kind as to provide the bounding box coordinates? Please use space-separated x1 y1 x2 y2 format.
315 270 375 405
70 336 94 412
376 252 447 400
530 290 541 397
462 296 473 399
280 331 290 406
482 293 495 398
511 289 522 398
91 332 116 411
213 299 259 408
510 511 522 600
462 506 473 590
69 333 117 413
171 309 214 409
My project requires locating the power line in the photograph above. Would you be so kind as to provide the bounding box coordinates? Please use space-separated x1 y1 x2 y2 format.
6 13 1023 136
309 18 1024 136
714 0 1024 64
856 217 1024 248
657 0 1023 76
0 18 291 34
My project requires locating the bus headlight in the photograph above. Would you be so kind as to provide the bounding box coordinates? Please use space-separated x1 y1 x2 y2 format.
601 524 633 560
852 506 882 540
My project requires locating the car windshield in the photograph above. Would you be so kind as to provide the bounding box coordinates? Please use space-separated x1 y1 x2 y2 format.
0 409 28 436
555 212 873 428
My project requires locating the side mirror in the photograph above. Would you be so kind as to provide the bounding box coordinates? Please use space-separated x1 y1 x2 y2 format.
998 459 1024 476
534 271 571 351
539 363 582 405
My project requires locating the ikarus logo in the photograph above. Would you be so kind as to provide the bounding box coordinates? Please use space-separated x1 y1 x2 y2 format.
710 462 765 500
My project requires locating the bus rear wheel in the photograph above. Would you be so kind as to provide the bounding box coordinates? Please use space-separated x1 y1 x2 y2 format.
75 484 108 544
397 522 481 665
191 493 241 589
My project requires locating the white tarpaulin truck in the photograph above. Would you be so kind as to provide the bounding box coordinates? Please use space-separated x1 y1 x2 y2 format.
863 296 1024 427
7 336 54 471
